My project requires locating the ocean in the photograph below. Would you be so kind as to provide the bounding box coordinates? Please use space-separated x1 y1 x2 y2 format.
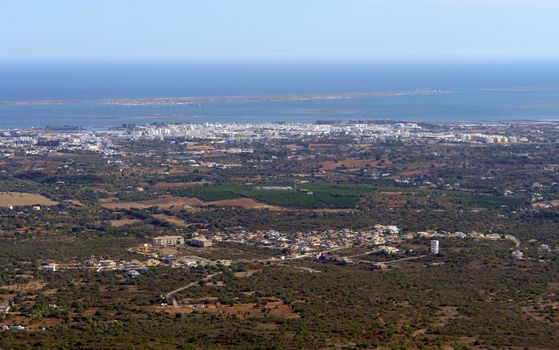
1 61 558 128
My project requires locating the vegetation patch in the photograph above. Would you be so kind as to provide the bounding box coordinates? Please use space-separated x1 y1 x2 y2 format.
174 183 374 209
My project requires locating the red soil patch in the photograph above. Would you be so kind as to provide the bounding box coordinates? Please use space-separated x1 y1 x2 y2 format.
265 299 300 319
309 143 336 148
83 307 98 317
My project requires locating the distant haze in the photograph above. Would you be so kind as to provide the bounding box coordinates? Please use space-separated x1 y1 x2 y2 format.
1 0 559 61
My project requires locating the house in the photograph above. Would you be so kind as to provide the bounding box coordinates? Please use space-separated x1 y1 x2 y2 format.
152 236 185 246
318 253 349 265
82 257 99 267
190 237 212 248
161 255 176 263
372 262 389 270
40 262 57 272
377 245 400 254
98 260 116 269
44 263 57 272
144 259 161 267
126 270 140 278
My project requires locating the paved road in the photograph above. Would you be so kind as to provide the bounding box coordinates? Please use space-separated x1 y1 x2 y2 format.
165 272 222 300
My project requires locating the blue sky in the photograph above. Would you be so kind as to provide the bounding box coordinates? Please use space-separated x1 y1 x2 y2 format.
1 0 558 61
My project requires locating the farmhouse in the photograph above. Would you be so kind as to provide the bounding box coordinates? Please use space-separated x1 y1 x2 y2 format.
152 235 185 246
98 260 117 269
190 236 213 248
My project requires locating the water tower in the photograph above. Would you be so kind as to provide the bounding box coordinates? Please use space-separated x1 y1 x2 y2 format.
430 240 440 255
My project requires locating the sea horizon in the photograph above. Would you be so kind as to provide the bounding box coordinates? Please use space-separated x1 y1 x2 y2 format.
1 61 559 128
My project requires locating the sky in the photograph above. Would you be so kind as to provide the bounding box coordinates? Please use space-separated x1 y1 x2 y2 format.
0 0 558 61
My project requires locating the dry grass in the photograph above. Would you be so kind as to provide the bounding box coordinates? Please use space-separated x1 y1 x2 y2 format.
109 219 141 227
216 298 300 320
152 297 299 320
320 158 380 171
101 196 204 209
208 198 278 209
1 315 61 330
532 200 559 209
233 269 262 278
103 195 280 210
432 306 461 327
153 214 189 227
0 282 46 293
0 192 58 207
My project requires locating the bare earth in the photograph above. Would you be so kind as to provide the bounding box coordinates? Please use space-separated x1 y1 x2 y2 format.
153 181 210 189
532 200 559 209
207 198 278 209
102 196 280 210
0 192 58 207
109 219 142 227
153 214 189 227
101 196 204 209
233 269 263 278
151 297 299 320
320 158 380 171
0 281 46 293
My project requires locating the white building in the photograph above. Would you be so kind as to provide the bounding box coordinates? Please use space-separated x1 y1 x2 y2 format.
152 236 185 246
126 270 141 278
511 250 524 260
41 263 57 272
430 240 440 255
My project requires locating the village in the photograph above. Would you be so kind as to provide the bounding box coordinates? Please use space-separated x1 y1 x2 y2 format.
31 224 529 279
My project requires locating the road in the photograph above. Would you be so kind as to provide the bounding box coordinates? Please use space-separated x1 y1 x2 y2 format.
165 272 222 300
354 254 428 266
163 247 345 300
275 263 321 273
505 234 521 248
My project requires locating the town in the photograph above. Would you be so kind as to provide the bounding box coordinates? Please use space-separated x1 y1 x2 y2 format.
1 120 559 349
2 120 547 158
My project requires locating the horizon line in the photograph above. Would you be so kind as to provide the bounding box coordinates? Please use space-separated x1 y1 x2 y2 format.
2 57 559 64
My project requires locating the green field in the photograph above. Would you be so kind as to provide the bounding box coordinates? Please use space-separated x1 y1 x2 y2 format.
172 183 374 208
450 194 527 209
